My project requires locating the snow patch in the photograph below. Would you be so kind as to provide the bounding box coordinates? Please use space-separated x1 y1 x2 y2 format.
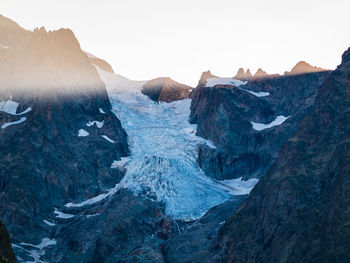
65 187 117 208
0 100 32 115
102 135 114 143
99 108 106 114
86 213 100 218
206 78 247 88
0 44 9 49
0 100 18 114
239 88 270 97
251 115 290 131
19 238 56 263
204 139 216 149
54 209 74 219
1 117 26 129
218 177 259 195
43 220 55 227
20 238 56 250
87 120 104 128
78 129 89 137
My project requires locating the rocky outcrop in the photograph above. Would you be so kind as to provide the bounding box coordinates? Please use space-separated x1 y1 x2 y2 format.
42 189 168 263
0 221 15 263
234 68 253 81
253 68 269 79
190 69 330 180
0 14 129 257
284 61 327 76
86 52 114 73
142 77 192 102
162 196 245 263
214 47 350 262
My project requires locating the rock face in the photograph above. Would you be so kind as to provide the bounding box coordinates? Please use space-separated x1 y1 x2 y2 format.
234 68 253 81
43 189 168 263
284 61 327 76
190 69 330 180
142 77 192 102
0 221 15 263
161 196 245 263
86 52 115 73
214 47 350 262
0 14 129 256
253 68 269 79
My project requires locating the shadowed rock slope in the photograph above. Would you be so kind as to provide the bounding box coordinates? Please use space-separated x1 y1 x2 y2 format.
0 14 128 249
0 221 15 263
213 47 350 262
190 68 330 180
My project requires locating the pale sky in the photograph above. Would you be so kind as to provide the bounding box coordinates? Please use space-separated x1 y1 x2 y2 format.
2 0 350 86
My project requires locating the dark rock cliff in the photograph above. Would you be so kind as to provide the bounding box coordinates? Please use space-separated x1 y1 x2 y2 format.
142 77 192 102
0 14 128 250
43 189 167 263
0 221 15 263
213 47 350 262
190 69 330 180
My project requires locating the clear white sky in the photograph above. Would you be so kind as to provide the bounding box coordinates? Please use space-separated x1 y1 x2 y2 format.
2 0 350 86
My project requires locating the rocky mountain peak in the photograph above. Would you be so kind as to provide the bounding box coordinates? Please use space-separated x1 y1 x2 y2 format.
234 68 252 81
253 68 269 79
341 46 350 66
285 60 327 75
0 14 22 31
198 70 218 86
0 18 104 99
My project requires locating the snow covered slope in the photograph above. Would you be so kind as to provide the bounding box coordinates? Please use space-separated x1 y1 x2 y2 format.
95 68 254 220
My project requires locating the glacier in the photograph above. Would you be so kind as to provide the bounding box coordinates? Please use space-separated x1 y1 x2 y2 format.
64 67 259 220
96 68 235 220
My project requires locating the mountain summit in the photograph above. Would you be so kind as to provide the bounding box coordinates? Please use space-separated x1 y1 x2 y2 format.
234 68 253 80
284 61 327 75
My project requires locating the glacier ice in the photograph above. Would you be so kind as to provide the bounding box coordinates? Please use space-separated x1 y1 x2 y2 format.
217 177 259 195
65 68 261 220
94 68 232 220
